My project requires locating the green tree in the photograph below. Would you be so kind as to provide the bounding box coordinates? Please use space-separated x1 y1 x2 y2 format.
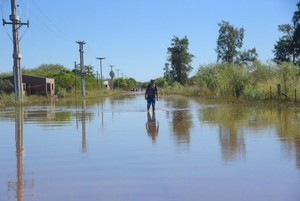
0 79 13 93
167 36 194 85
154 77 168 88
276 62 300 95
85 65 95 77
274 2 300 66
125 78 138 89
23 64 66 77
109 70 115 79
293 2 300 65
236 48 258 65
273 24 298 64
163 63 171 82
113 78 127 88
218 63 249 98
216 21 244 63
196 64 220 92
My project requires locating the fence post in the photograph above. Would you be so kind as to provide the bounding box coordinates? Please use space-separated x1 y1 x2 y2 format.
277 84 281 99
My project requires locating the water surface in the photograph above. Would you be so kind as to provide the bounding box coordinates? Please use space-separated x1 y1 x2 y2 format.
0 94 299 201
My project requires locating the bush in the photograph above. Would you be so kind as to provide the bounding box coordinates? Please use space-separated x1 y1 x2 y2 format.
56 86 66 98
242 85 265 100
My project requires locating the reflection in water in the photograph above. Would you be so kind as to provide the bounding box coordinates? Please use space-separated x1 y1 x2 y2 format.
146 111 159 143
200 105 300 167
82 100 87 153
7 107 34 201
1 95 300 201
275 108 300 169
169 97 193 144
219 125 246 161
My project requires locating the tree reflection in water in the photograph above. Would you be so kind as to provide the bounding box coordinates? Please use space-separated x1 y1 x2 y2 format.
168 97 193 145
199 104 300 168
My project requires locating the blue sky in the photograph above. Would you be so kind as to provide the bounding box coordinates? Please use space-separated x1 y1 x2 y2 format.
0 0 298 82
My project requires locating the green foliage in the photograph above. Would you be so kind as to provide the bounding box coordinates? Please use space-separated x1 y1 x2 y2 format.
236 48 258 65
56 86 67 98
172 81 183 89
167 36 194 85
218 63 249 98
273 24 298 64
216 21 258 65
0 79 13 93
109 70 115 79
53 69 75 92
163 63 171 82
23 64 65 77
274 2 300 66
125 78 138 89
216 21 244 63
242 85 265 100
276 62 300 94
247 61 274 85
196 64 220 91
113 78 127 88
154 77 168 88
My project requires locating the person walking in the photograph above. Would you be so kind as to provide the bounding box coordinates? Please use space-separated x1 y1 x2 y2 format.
145 79 158 111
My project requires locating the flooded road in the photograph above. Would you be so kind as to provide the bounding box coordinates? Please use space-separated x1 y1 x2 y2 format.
0 93 300 201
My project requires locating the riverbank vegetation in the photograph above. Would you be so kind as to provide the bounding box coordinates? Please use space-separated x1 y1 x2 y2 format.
157 2 300 103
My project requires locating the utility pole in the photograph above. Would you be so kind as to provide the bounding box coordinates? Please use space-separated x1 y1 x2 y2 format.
96 57 106 89
76 41 86 96
3 0 29 102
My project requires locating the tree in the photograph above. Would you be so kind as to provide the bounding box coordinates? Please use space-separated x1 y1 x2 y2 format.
216 21 244 63
109 70 115 79
113 78 127 88
273 24 297 64
167 36 194 85
236 48 258 65
0 79 13 93
85 65 95 77
23 64 65 77
274 2 300 66
293 2 300 64
163 63 171 82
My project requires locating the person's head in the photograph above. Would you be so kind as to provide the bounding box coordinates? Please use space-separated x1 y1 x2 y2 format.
150 79 155 85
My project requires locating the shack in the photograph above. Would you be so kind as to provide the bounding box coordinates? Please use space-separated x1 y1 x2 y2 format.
2 75 55 96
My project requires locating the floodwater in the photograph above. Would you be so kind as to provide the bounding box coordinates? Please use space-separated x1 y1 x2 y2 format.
0 93 300 201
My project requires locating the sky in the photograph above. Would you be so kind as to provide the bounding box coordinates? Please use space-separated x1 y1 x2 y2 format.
0 0 298 82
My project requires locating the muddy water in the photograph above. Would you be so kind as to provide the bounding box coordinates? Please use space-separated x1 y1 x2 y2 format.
0 93 299 201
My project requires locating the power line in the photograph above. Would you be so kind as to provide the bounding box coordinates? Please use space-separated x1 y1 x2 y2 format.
30 0 75 42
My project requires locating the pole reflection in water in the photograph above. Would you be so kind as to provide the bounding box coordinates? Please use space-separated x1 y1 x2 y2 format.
82 100 87 153
7 107 34 201
146 111 159 143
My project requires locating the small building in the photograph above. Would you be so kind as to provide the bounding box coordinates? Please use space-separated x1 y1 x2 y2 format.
103 80 110 90
3 74 55 96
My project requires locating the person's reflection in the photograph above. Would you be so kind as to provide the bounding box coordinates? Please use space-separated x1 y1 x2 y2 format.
146 111 159 143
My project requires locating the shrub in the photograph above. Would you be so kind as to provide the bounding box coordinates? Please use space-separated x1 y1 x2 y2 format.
242 85 265 100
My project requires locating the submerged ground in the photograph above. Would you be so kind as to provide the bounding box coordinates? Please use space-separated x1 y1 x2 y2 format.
0 93 299 201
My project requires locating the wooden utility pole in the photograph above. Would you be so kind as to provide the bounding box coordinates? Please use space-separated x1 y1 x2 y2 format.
76 41 86 96
3 0 29 102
